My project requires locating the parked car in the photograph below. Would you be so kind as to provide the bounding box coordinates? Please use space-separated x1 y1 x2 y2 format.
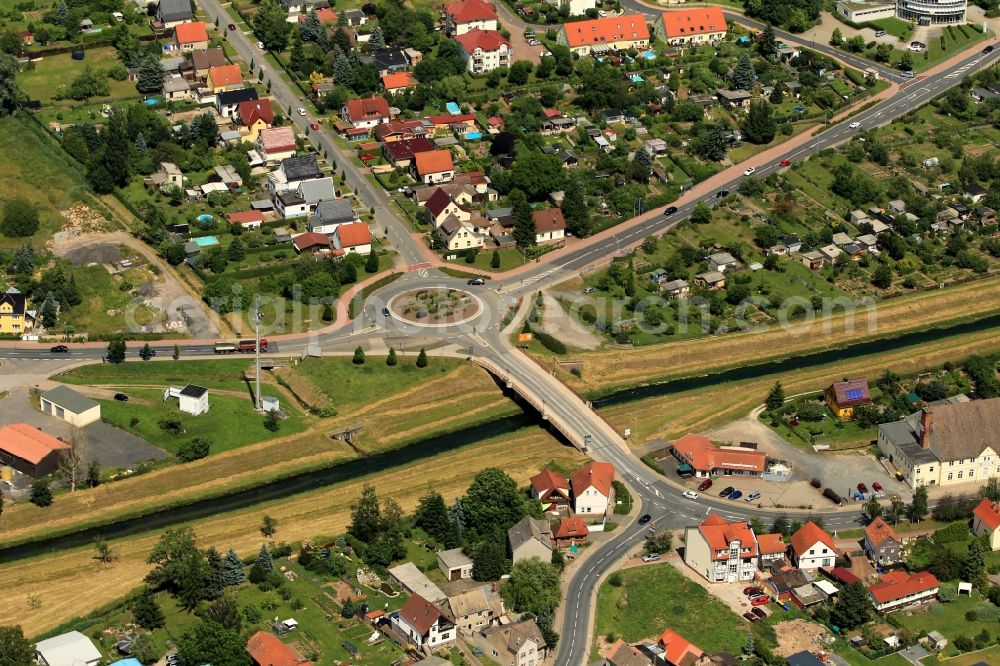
874 30 886 37
310 122 320 130
751 607 767 619
728 490 743 500
697 478 713 491
872 481 883 492
746 491 761 502
857 483 869 494
750 595 770 606
50 345 69 353
467 277 486 286
642 553 660 562
743 612 759 622
719 486 735 498
682 490 698 500
743 586 763 596
583 287 596 294
113 393 129 402
638 514 652 525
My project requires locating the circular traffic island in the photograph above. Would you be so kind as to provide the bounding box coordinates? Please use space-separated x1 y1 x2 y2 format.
388 288 482 327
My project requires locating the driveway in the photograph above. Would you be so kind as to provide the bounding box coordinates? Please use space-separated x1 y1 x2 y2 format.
493 0 542 64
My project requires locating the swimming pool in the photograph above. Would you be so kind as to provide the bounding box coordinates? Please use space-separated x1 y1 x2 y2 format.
445 102 461 115
196 214 214 223
465 131 482 140
640 50 656 59
191 236 219 247
631 74 644 83
144 98 160 106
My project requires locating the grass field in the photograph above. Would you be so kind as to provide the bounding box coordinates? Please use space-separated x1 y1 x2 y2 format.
0 427 585 636
593 563 745 655
55 359 260 391
0 114 91 248
18 47 138 106
892 594 997 657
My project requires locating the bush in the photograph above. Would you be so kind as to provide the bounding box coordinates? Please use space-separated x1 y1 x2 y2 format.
965 610 978 621
532 330 567 354
934 522 970 544
938 584 957 602
608 572 623 587
810 478 822 489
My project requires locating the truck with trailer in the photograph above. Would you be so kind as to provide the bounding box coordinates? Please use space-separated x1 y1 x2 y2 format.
214 339 268 354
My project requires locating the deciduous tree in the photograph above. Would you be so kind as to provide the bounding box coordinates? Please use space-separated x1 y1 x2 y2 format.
502 558 561 616
1 197 39 237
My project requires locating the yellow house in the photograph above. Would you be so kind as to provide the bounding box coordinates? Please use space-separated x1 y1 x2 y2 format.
825 377 872 419
0 288 34 334
237 99 274 141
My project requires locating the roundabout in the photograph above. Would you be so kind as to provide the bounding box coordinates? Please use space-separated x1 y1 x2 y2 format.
387 287 483 328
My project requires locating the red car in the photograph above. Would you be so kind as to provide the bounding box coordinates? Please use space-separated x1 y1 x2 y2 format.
743 586 763 596
698 479 713 492
310 122 320 130
858 483 869 494
743 612 759 622
779 159 791 167
872 481 883 491
750 595 770 606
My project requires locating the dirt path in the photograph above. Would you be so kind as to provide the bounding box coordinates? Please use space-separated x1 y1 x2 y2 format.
539 292 603 350
51 231 231 339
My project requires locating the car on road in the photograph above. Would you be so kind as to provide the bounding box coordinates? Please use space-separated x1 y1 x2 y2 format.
227 23 236 30
746 491 761 502
638 513 652 525
256 41 265 50
697 478 713 491
382 307 390 317
719 486 735 498
664 206 678 216
467 277 485 286
750 595 770 606
682 490 698 500
114 393 129 402
728 490 743 500
714 189 729 198
139 348 157 359
751 607 767 619
849 121 861 129
642 553 660 562
779 159 791 167
297 107 307 116
50 345 69 353
310 122 320 130
744 586 763 596
857 483 869 494
984 44 995 54
743 166 755 176
901 70 915 78
872 481 883 492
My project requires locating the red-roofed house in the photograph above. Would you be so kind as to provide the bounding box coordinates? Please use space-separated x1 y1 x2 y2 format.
531 208 566 244
297 8 337 24
658 628 705 666
556 14 650 56
570 461 615 516
227 210 265 229
655 7 727 45
382 71 418 94
670 433 767 479
391 594 456 649
257 126 297 163
342 96 391 129
238 99 275 140
381 137 436 167
867 571 939 611
552 517 589 544
0 423 70 477
756 533 788 565
208 64 244 92
453 29 511 74
332 222 373 256
790 521 837 570
973 498 1000 550
424 188 471 227
173 21 209 51
426 113 477 131
411 150 455 184
825 377 872 419
683 514 760 582
443 0 498 35
292 232 332 254
529 469 571 511
863 517 903 564
247 630 311 666
374 119 429 142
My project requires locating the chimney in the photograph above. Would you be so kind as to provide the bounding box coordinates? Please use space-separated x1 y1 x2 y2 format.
920 407 932 449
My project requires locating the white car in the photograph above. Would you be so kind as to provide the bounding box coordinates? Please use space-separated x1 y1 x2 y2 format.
682 490 699 500
256 41 265 50
849 121 861 129
642 553 660 562
297 107 307 116
598 10 607 16
743 166 755 176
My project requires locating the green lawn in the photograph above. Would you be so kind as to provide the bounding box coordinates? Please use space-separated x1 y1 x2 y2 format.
891 594 997 657
18 47 138 106
445 247 529 273
762 393 876 451
864 17 914 41
56 359 259 391
97 387 306 455
594 564 745 654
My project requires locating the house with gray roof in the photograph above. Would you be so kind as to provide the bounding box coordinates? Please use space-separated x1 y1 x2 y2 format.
268 155 323 194
507 516 552 563
156 0 193 27
40 385 101 427
308 199 357 235
276 177 336 219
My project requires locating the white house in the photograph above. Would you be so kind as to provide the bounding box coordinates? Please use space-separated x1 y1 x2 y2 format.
35 632 102 666
40 385 101 427
443 0 498 35
683 514 761 583
308 199 357 236
569 461 614 516
790 521 837 570
391 593 456 649
532 208 566 244
453 29 511 74
166 384 209 416
342 97 391 129
868 571 940 612
332 222 373 256
557 0 595 15
411 150 455 185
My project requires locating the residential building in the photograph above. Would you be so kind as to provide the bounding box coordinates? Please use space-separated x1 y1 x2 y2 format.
445 585 504 634
227 210 264 229
443 0 498 35
207 64 243 92
292 231 332 254
342 96 391 129
382 137 436 167
375 118 430 142
437 548 474 581
35 632 102 666
694 270 726 290
238 99 275 140
973 499 1000 550
155 0 193 28
470 620 547 666
437 216 488 251
756 533 787 566
258 126 297 163
863 517 903 565
683 514 760 582
670 433 767 478
825 378 872 419
216 87 259 119
278 0 319 20
657 629 705 666
40 385 101 427
605 641 650 666
365 48 409 75
411 150 455 184
570 461 615 515
454 29 511 74
191 47 226 78
425 187 472 226
556 14 651 56
790 521 837 570
277 178 336 218
507 516 553 563
308 199 356 235
342 8 366 26
532 208 566 244
529 468 571 511
388 562 447 603
0 287 33 334
383 71 418 94
0 423 70 477
173 21 209 51
715 88 753 110
268 155 323 195
332 222 373 255
247 630 312 666
391 594 456 649
867 571 939 611
655 7 727 44
557 0 596 15
552 517 589 545
877 398 1000 489
162 77 191 101
149 161 184 189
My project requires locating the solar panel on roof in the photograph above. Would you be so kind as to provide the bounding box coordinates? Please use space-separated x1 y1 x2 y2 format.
846 388 863 400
